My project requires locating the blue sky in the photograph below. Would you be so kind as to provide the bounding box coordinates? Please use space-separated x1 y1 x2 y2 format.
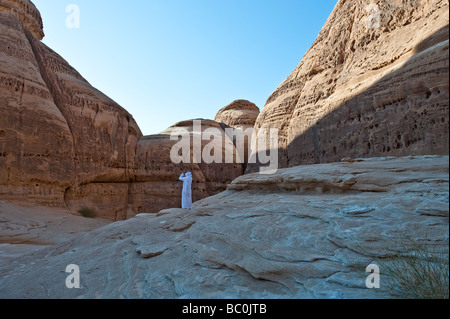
32 0 338 135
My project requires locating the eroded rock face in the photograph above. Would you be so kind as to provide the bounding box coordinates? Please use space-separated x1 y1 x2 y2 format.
215 100 260 167
0 1 255 220
0 201 110 249
0 0 44 40
249 0 449 171
0 0 74 208
215 99 260 131
130 119 245 215
0 0 142 220
0 156 447 299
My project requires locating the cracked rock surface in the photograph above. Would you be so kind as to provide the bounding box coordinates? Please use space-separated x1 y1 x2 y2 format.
0 156 447 299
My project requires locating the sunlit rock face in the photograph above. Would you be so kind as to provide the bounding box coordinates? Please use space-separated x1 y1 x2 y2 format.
215 99 260 131
0 0 142 220
0 1 257 220
249 0 449 172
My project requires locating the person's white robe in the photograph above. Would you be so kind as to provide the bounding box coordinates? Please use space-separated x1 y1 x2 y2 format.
179 173 193 209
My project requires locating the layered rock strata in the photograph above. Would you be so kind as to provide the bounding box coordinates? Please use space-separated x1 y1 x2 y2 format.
0 0 142 220
249 0 449 171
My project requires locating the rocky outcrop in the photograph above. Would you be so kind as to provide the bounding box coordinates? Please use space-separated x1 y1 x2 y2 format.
249 0 449 171
130 119 245 215
0 0 44 40
1 0 447 300
0 156 447 298
0 201 110 249
2 0 448 222
1 0 76 208
0 1 256 220
215 100 260 167
0 0 143 220
215 99 260 131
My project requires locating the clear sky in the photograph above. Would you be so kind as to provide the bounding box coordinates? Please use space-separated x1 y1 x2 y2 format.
32 0 338 135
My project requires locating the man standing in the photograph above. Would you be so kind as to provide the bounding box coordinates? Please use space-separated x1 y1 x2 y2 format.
179 171 193 209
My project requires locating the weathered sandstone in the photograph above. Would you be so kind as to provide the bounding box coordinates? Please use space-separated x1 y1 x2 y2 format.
130 119 245 215
215 100 260 166
0 1 257 220
215 99 260 131
0 156 447 298
0 201 110 250
2 0 448 224
0 0 76 208
0 0 144 220
0 0 44 40
249 0 449 172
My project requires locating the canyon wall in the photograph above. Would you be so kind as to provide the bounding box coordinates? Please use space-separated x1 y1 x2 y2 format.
248 0 449 171
0 0 144 220
2 0 448 219
0 0 256 219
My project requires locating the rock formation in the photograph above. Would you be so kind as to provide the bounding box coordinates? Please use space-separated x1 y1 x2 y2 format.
0 0 143 220
1 0 74 208
130 119 245 215
215 100 260 166
130 99 261 215
0 0 448 301
0 0 253 220
215 99 260 131
0 155 448 298
249 0 449 171
0 200 110 250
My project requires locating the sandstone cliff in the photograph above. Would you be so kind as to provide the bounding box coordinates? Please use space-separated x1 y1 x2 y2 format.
1 0 74 207
0 0 255 220
0 0 143 220
0 0 447 300
249 0 449 171
0 156 447 298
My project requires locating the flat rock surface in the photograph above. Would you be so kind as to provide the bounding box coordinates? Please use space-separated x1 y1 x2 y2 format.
0 156 447 299
0 201 110 257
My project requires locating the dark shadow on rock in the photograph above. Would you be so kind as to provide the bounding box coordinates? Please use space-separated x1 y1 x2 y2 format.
247 25 449 173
